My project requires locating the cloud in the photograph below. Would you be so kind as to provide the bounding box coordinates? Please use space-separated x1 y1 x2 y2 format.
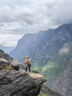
0 23 4 26
0 0 72 30
0 34 23 47
0 0 72 46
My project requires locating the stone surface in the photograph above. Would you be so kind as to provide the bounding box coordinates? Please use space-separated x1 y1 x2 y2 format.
0 49 13 63
0 58 9 65
0 49 21 70
0 70 46 96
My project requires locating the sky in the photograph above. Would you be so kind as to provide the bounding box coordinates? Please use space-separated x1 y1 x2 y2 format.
0 0 72 47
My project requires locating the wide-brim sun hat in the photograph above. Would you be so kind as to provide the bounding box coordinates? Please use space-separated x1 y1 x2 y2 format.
26 56 29 58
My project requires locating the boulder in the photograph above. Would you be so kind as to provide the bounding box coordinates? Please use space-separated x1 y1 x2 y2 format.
0 49 13 63
0 58 9 65
11 60 21 71
0 49 22 71
0 70 46 96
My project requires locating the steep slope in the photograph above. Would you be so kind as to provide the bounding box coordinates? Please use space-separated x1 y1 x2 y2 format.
10 29 54 60
53 59 72 96
42 42 72 96
53 42 72 96
0 49 21 70
10 24 72 72
39 85 63 96
0 49 13 63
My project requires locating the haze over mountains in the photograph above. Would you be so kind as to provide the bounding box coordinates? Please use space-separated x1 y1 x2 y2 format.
0 44 14 54
10 24 72 96
10 23 72 68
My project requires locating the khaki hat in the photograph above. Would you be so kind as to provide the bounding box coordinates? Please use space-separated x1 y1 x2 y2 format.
26 56 29 58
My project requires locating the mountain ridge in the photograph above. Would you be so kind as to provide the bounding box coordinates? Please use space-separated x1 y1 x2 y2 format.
42 42 72 96
9 23 72 96
10 23 72 69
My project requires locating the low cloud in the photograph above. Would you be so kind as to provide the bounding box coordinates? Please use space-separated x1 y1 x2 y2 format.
0 23 4 26
0 34 23 47
0 0 72 46
0 0 72 30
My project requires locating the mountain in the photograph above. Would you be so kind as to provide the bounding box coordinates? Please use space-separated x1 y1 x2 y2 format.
42 42 72 96
0 44 14 54
10 24 72 96
53 42 72 96
10 24 72 71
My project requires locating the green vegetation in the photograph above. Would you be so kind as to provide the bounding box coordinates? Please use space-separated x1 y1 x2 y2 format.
38 92 48 96
30 40 63 73
41 54 71 87
0 64 13 70
38 85 63 96
32 67 39 73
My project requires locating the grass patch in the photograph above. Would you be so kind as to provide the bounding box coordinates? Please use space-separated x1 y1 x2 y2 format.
38 92 48 96
41 54 71 87
0 64 13 70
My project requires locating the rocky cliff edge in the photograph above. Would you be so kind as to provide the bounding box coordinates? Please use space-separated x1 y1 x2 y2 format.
0 69 46 96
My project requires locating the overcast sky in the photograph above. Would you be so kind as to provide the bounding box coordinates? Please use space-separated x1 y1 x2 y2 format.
0 0 72 47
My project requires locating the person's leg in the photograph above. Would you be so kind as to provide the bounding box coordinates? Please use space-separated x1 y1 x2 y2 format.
26 64 28 72
29 65 31 72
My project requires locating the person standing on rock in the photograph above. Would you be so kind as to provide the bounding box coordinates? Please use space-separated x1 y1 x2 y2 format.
24 56 33 72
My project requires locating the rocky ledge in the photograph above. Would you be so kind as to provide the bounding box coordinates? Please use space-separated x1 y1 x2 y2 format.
0 70 46 96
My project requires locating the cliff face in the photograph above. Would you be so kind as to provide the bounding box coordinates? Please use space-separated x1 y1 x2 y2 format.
10 24 72 72
42 42 72 96
0 49 46 96
0 70 46 96
39 85 63 96
10 24 72 60
53 42 72 96
53 62 72 96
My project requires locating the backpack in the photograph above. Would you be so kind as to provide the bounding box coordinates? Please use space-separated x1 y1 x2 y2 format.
27 59 31 65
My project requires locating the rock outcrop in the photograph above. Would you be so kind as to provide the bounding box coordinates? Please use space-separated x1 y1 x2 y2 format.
0 58 9 65
0 49 21 70
0 49 46 96
0 70 46 96
0 49 13 63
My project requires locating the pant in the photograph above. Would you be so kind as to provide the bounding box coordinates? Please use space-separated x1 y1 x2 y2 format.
26 65 31 72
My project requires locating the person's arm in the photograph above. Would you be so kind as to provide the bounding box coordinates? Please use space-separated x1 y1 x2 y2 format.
29 58 32 60
29 57 34 60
